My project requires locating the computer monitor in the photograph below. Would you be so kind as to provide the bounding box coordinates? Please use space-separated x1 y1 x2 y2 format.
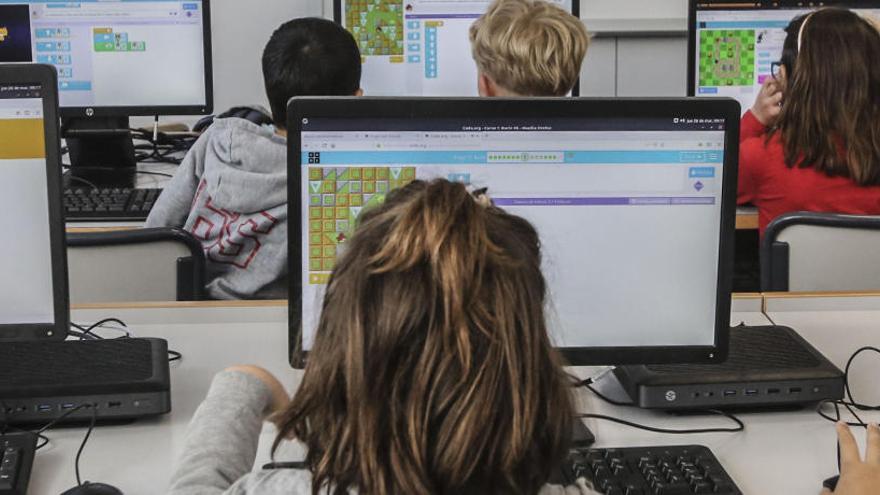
334 0 580 96
0 0 213 185
688 0 880 113
0 64 69 342
0 0 212 116
288 97 740 368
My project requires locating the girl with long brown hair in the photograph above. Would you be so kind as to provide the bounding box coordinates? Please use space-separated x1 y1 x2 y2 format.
165 178 880 494
739 8 880 236
167 179 586 495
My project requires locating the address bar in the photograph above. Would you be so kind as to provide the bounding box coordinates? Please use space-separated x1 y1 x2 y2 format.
39 3 175 19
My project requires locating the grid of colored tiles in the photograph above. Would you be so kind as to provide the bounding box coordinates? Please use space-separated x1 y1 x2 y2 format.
308 166 416 284
346 0 404 60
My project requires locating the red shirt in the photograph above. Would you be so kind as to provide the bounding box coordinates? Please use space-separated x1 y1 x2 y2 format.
738 110 880 236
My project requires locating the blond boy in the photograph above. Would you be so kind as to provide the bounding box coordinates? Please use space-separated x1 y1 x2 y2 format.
470 0 590 97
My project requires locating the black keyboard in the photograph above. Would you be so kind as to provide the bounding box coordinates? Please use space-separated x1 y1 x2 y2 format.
0 432 36 495
560 445 742 495
63 188 162 221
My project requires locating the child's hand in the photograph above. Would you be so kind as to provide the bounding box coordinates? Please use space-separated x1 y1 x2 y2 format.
225 365 290 415
823 423 880 495
751 69 786 127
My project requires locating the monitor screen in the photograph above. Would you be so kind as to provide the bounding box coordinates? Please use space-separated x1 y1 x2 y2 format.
690 1 880 113
0 0 209 112
292 98 738 365
336 0 577 96
0 82 55 326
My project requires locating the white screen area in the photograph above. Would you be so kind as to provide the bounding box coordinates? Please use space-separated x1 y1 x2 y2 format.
342 0 573 96
0 91 55 325
694 7 880 113
0 0 206 108
299 120 726 351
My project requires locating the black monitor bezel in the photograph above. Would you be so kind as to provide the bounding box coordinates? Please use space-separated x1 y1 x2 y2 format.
287 96 740 369
0 63 70 342
333 0 581 97
687 0 880 97
49 0 214 118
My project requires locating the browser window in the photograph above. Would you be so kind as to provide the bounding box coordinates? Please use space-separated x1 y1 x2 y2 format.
0 0 207 108
299 117 726 350
0 83 55 325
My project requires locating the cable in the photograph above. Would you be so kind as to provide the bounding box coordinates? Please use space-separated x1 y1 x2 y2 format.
63 174 100 190
578 410 745 435
137 170 174 178
75 405 98 487
576 377 746 435
70 318 181 362
36 404 92 434
815 346 880 427
71 318 130 340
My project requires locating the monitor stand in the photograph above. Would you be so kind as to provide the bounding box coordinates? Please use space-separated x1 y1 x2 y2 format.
63 116 137 189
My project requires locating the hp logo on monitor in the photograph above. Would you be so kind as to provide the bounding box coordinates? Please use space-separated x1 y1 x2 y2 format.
85 108 95 117
665 390 678 402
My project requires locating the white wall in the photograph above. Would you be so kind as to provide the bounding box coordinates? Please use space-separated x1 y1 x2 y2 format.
581 0 686 20
209 0 323 112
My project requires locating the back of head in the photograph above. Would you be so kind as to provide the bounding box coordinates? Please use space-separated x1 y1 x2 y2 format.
262 18 361 129
774 8 880 186
276 179 574 494
470 0 589 96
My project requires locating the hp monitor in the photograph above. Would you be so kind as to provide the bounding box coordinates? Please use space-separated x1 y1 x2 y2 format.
0 0 212 116
0 0 213 185
334 0 580 96
0 63 68 342
688 0 880 113
288 97 740 367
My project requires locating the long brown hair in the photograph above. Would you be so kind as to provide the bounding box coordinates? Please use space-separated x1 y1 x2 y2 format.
772 8 880 186
275 179 574 494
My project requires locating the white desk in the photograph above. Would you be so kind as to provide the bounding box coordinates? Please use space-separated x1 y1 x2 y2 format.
26 297 825 495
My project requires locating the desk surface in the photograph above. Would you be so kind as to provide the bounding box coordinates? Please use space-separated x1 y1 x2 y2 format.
31 296 874 495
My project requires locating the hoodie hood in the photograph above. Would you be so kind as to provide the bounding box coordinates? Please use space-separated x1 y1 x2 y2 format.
199 117 287 213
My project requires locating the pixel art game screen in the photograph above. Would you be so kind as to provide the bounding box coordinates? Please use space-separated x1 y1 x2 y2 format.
699 30 755 88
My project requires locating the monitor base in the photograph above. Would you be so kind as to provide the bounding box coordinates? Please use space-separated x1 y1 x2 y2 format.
63 116 137 189
573 418 596 447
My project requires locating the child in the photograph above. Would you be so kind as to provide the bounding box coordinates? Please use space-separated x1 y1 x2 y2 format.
469 0 589 97
739 8 880 236
167 181 880 494
168 180 587 494
146 18 362 299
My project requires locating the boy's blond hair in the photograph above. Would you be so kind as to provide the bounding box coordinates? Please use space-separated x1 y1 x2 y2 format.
470 0 589 96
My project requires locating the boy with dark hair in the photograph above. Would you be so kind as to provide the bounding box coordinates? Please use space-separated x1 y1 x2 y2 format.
146 18 362 300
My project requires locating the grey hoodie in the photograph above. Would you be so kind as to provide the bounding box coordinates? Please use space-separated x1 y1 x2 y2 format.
146 117 288 300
